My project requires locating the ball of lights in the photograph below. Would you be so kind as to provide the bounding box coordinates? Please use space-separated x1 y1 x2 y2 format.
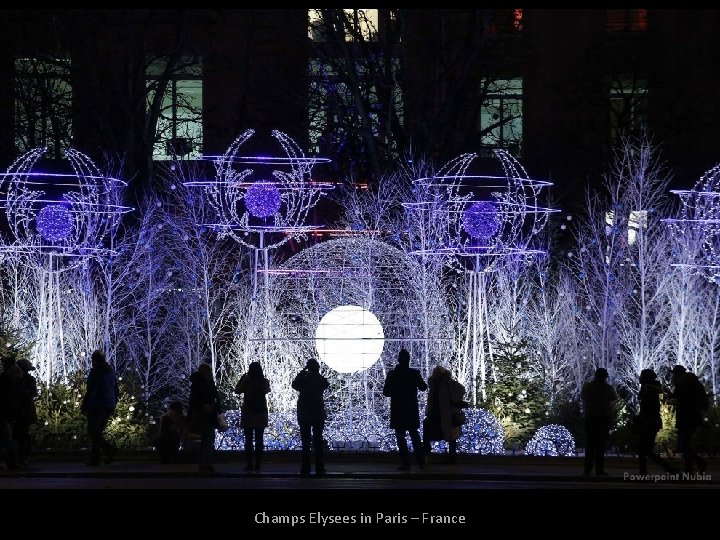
245 182 281 218
462 201 501 243
215 410 303 451
35 204 74 242
315 305 385 374
525 424 575 457
456 408 504 455
324 407 395 452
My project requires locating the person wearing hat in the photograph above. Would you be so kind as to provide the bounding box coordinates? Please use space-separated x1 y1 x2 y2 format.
670 365 708 473
581 367 618 476
15 358 38 467
291 357 329 476
637 369 677 474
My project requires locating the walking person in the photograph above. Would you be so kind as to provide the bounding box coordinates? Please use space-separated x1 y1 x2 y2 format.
15 358 38 467
81 350 119 466
291 357 329 476
383 348 427 471
581 367 617 476
670 365 708 473
422 365 465 464
188 362 221 473
637 369 677 474
235 361 271 472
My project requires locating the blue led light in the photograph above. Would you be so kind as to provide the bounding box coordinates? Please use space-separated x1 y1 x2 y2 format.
35 204 74 242
245 182 281 218
525 424 575 456
462 201 501 242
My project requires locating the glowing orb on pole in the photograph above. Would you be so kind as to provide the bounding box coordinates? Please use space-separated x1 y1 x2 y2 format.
245 182 281 218
35 204 74 242
462 201 501 244
315 305 385 374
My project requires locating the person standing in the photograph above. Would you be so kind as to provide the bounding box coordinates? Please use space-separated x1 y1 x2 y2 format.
188 362 221 473
235 361 271 472
383 349 427 471
637 369 677 474
291 358 329 476
581 367 617 476
671 364 708 473
15 358 38 467
422 365 464 464
81 350 119 466
0 356 23 470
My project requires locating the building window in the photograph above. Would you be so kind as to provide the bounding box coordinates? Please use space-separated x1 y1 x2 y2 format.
609 78 647 143
309 9 379 42
479 78 523 155
147 58 202 160
308 57 402 157
14 57 72 159
606 9 648 32
481 9 523 35
605 210 647 246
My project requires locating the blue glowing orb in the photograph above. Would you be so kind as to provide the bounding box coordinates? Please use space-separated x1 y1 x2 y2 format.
462 201 501 242
245 182 281 218
35 204 74 242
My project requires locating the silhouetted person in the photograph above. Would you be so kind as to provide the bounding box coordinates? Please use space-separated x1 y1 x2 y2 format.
671 365 708 473
292 358 329 476
188 362 221 473
15 359 38 467
0 356 23 470
581 367 617 476
81 350 119 466
383 349 427 470
423 365 465 464
637 369 677 474
235 361 271 472
156 401 186 464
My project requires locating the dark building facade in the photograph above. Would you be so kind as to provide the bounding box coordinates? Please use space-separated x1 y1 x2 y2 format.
0 9 718 208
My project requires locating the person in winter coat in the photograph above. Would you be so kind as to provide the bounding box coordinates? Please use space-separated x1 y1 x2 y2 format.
422 365 465 464
291 357 329 476
0 356 23 470
637 368 677 474
671 364 708 473
383 348 427 470
235 361 271 472
81 350 119 466
188 362 221 473
581 367 617 476
15 358 38 467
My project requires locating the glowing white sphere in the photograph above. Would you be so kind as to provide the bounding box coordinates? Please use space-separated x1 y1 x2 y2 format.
315 305 385 374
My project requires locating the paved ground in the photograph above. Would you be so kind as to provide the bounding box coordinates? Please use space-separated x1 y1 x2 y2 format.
1 452 715 530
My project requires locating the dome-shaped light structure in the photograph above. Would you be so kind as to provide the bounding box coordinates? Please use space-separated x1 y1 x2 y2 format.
525 424 575 457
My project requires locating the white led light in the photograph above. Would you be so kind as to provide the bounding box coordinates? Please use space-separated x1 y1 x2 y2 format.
315 305 385 374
